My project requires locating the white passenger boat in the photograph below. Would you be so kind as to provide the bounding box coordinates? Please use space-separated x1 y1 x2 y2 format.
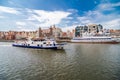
71 36 119 44
12 38 65 49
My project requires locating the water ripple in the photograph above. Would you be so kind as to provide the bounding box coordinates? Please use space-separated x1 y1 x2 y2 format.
0 42 120 80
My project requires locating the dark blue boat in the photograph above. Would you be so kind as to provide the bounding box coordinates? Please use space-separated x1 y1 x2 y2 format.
12 39 65 49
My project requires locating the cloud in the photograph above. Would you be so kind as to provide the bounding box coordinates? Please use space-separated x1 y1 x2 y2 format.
62 25 76 32
102 19 120 29
97 2 120 11
16 22 26 26
0 6 20 14
0 6 71 31
27 10 71 27
16 21 35 31
17 28 33 31
77 16 93 25
66 17 73 20
67 9 78 13
0 16 5 18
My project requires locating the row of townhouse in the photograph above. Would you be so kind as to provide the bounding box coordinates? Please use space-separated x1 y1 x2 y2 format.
0 31 37 40
0 25 75 40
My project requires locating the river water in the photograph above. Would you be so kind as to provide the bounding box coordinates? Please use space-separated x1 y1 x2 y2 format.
0 42 120 80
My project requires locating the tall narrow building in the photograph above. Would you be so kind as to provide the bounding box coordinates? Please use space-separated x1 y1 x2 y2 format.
38 27 42 37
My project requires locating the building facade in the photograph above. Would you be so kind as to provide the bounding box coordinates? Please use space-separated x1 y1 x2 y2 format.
75 24 103 37
38 25 62 38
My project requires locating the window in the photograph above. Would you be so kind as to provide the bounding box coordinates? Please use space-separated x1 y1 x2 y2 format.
43 42 46 44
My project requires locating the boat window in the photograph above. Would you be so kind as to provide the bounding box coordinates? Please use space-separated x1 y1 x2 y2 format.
41 44 43 47
53 43 56 46
43 42 46 44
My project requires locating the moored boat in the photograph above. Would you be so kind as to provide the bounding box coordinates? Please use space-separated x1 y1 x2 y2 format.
71 36 119 44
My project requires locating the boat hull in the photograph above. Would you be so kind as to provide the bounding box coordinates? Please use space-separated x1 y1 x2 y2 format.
12 44 58 49
71 38 120 44
70 40 119 44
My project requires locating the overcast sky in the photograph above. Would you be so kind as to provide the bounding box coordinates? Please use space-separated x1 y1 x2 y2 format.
0 0 120 31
